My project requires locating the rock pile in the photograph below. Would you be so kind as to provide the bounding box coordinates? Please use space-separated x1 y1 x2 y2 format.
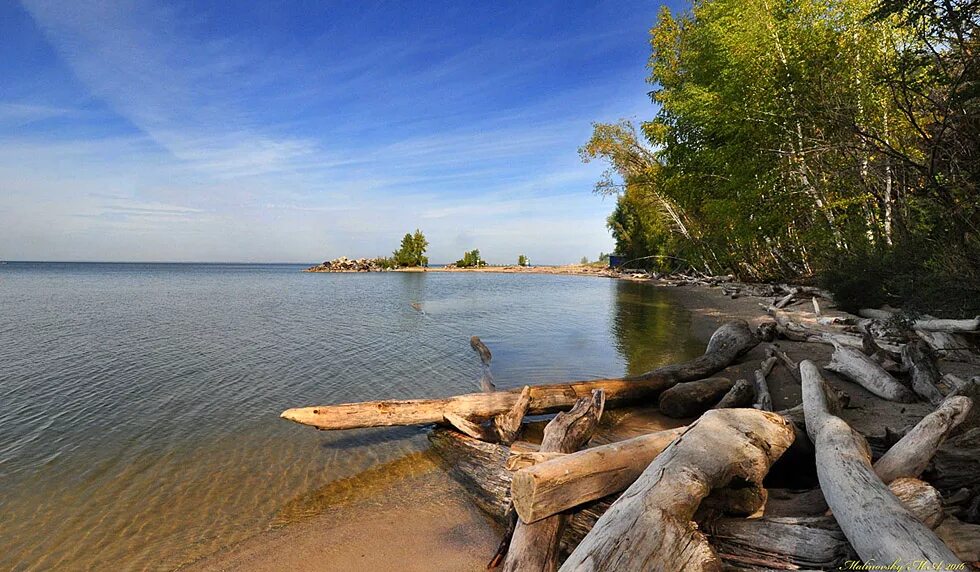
305 256 380 272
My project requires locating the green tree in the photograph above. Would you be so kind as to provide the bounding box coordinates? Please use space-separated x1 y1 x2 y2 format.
393 229 429 267
517 254 529 266
456 249 485 268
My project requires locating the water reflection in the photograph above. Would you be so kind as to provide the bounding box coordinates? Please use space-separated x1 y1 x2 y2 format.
611 280 704 377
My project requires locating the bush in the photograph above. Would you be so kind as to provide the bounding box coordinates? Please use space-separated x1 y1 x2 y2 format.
818 239 980 317
517 254 529 266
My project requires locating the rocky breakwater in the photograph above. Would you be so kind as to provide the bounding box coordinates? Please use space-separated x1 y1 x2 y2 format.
305 257 381 272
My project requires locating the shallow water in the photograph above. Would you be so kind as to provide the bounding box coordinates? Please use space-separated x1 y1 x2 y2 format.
0 263 702 571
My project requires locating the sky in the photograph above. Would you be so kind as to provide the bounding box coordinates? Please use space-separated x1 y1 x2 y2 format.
1 0 677 264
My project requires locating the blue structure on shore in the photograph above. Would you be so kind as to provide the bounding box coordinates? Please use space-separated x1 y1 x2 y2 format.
608 255 625 268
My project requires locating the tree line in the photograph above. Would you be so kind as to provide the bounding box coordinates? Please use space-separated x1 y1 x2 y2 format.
584 0 978 314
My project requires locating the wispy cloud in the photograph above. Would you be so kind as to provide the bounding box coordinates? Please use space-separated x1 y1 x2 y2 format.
2 0 663 262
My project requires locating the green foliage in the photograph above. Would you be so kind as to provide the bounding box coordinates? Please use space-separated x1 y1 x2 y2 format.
455 249 485 268
393 229 429 267
372 256 397 270
580 256 589 265
586 0 978 313
517 254 529 267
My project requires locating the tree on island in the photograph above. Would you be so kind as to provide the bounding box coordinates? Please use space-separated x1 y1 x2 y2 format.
393 229 429 267
517 254 529 267
456 249 486 268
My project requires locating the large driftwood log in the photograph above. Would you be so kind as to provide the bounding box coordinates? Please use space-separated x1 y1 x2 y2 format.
558 409 795 572
752 356 777 411
511 427 685 524
902 340 945 404
503 391 605 572
800 359 961 566
874 394 973 483
825 342 918 402
657 377 733 418
282 321 758 430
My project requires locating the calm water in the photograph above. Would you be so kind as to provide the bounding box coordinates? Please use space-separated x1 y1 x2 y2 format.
0 263 701 571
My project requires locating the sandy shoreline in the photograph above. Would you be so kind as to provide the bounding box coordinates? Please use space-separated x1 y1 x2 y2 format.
187 276 968 571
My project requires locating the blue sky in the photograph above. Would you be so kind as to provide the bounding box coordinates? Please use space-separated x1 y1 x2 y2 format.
1 0 676 263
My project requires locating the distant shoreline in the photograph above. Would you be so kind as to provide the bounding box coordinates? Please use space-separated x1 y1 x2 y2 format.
304 262 619 277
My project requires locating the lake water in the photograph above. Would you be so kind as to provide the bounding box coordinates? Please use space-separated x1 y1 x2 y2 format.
0 263 702 571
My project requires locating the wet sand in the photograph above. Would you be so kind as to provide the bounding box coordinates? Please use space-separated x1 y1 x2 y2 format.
186 451 502 572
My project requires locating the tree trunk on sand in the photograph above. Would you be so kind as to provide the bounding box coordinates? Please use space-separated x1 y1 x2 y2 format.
511 427 685 524
800 359 962 566
714 379 754 409
281 321 759 431
657 377 733 418
503 391 605 572
558 409 795 572
873 394 973 483
825 343 918 402
902 340 945 404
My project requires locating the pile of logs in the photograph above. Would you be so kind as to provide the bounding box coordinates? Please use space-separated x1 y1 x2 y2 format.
280 319 980 570
305 256 382 272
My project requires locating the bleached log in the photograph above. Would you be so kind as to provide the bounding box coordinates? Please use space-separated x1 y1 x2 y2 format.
503 391 604 572
812 296 821 316
714 379 754 408
558 409 795 572
874 395 972 483
657 377 733 418
510 427 685 524
282 321 759 430
825 342 917 402
917 330 980 364
800 359 961 566
752 357 776 411
902 340 944 404
914 316 980 333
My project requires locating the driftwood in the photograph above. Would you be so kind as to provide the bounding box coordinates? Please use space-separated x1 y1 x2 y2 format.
503 391 605 572
430 425 968 569
825 342 918 402
902 340 944 404
753 356 777 411
800 359 961 566
493 386 531 444
914 316 980 333
510 427 685 523
558 409 795 572
657 377 733 418
470 336 493 366
281 321 758 431
874 394 973 483
917 330 980 364
714 379 754 408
